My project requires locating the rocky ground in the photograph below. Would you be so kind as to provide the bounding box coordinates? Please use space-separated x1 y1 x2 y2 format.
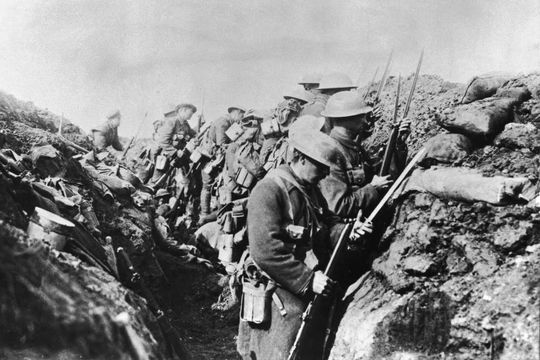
0 71 539 360
328 73 540 360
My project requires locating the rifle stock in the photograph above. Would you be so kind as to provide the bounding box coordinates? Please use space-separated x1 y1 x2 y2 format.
287 148 427 360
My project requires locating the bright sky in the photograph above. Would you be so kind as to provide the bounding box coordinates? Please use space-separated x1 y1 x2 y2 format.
1 0 539 137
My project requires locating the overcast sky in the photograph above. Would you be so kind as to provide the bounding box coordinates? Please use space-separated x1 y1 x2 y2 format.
1 0 539 137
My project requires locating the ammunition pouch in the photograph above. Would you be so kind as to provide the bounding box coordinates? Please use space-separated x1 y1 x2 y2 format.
225 122 245 142
239 257 287 325
347 166 367 186
234 166 256 190
240 277 274 325
217 198 248 234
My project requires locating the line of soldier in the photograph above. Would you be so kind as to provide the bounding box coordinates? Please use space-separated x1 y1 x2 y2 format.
90 71 411 360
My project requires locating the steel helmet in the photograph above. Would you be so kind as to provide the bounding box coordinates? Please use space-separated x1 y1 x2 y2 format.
289 128 341 168
288 115 326 139
320 91 373 118
163 105 178 117
228 106 246 113
283 88 312 103
317 72 357 91
298 73 322 85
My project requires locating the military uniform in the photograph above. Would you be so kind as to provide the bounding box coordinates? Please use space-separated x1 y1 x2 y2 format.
154 116 196 157
237 127 347 360
207 114 236 148
237 165 340 360
299 93 329 118
222 134 265 201
199 114 237 217
91 120 123 152
318 128 380 218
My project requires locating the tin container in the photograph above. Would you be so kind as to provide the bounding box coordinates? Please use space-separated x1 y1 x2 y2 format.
26 207 75 250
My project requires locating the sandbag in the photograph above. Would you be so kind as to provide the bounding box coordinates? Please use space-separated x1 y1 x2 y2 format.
494 86 531 103
30 145 66 178
461 73 512 104
422 133 473 164
494 123 540 151
439 97 518 138
400 166 531 205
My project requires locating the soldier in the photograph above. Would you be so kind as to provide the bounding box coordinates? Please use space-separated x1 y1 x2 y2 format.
154 103 197 157
317 91 410 285
298 73 322 93
150 103 197 187
198 106 246 222
91 110 123 152
221 110 266 202
318 91 409 219
300 72 357 118
237 126 370 360
259 89 310 165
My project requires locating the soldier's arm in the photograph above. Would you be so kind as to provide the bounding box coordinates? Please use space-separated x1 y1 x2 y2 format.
248 180 314 295
318 172 379 219
215 118 230 146
237 144 266 180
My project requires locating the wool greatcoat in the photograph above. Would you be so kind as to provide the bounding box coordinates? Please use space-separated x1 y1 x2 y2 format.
318 127 407 220
237 165 344 360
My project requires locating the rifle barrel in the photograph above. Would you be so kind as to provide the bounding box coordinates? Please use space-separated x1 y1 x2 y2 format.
363 66 379 100
379 74 402 176
375 50 393 102
403 49 424 118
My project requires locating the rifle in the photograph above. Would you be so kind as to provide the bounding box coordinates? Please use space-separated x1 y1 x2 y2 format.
121 112 149 161
374 50 393 103
362 67 379 101
379 74 402 176
198 90 205 133
287 147 427 360
378 50 424 177
116 247 191 360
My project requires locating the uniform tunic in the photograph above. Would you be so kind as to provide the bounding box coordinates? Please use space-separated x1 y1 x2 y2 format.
299 93 329 117
91 121 123 151
318 128 379 219
207 114 235 147
238 165 343 360
154 117 196 156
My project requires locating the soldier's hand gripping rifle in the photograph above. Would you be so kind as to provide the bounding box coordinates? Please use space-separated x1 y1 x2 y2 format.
379 50 424 177
287 147 427 360
116 247 191 360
